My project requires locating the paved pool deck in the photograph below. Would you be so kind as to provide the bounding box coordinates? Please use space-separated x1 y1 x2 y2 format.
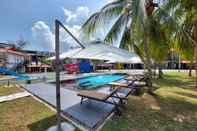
24 83 115 130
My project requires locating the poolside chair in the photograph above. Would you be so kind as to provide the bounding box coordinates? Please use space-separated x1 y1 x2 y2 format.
122 74 148 88
125 74 146 82
77 89 124 115
108 78 142 96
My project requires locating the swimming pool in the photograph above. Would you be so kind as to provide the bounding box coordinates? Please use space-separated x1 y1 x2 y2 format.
76 73 126 89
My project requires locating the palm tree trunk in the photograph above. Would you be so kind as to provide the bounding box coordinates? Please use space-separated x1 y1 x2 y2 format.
158 63 163 79
144 34 153 94
193 24 197 88
189 65 192 77
195 45 197 88
189 58 193 77
153 63 157 78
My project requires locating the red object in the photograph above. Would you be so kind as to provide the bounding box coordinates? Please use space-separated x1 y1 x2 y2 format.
64 63 79 74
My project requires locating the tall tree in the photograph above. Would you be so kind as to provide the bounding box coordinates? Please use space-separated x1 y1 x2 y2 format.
170 0 197 85
81 0 179 94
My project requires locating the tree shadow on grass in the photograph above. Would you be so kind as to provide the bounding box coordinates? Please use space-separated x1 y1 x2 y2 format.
157 96 197 112
142 94 197 130
157 96 197 128
102 93 197 131
173 91 197 99
27 115 79 131
27 115 58 131
153 75 195 90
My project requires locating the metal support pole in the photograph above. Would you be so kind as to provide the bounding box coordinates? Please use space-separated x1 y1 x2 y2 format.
55 19 62 131
54 19 85 131
55 20 85 49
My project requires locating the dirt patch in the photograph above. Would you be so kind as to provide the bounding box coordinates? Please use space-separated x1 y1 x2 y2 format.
142 93 161 110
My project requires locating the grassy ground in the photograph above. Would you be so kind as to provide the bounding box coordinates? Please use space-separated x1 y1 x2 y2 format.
102 71 197 131
0 84 24 96
0 96 78 131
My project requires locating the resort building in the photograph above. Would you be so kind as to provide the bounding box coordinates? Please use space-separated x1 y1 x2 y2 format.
21 50 54 73
0 43 30 72
0 42 54 73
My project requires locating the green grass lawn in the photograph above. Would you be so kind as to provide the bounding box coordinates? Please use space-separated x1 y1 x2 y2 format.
102 71 197 131
0 96 78 131
0 84 24 96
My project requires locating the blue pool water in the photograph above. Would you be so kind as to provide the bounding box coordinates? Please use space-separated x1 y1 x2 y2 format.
17 75 30 80
17 75 38 81
0 67 32 81
76 74 126 89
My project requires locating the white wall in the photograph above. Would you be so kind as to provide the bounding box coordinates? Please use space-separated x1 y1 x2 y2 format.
6 54 25 69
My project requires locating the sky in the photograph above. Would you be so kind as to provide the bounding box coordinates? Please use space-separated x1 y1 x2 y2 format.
0 0 113 52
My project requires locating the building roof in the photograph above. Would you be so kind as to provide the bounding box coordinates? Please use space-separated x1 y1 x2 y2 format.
0 43 15 48
0 48 29 56
21 50 55 57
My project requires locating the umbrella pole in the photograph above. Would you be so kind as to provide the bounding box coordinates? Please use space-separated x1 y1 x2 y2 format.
55 20 85 49
54 20 86 130
55 20 62 131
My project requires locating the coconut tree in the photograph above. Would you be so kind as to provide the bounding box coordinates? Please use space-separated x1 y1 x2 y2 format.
183 4 197 84
175 30 194 77
168 0 197 84
128 16 170 79
81 0 181 94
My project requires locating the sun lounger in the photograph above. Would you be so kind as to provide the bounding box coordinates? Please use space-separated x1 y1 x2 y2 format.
125 74 146 81
77 89 123 114
108 77 143 95
124 74 148 87
108 82 129 87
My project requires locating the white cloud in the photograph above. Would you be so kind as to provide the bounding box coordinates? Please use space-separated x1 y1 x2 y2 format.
30 6 90 52
59 24 82 49
60 25 81 41
62 6 90 25
30 21 82 52
31 21 55 52
61 6 91 47
63 9 77 23
76 6 90 21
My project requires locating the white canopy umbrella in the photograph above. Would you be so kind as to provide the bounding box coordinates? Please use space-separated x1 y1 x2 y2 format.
106 56 142 64
47 48 82 60
48 41 142 63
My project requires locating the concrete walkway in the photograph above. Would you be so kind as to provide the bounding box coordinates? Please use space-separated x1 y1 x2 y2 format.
0 91 30 103
25 83 115 130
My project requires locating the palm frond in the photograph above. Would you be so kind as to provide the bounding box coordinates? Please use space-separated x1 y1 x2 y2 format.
159 0 180 14
119 28 131 49
81 1 126 39
133 42 145 62
104 13 129 43
81 12 101 38
100 0 126 20
129 0 148 34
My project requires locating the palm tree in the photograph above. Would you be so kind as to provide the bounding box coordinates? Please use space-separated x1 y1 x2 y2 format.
175 33 194 77
81 0 180 94
169 0 197 85
182 4 197 86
